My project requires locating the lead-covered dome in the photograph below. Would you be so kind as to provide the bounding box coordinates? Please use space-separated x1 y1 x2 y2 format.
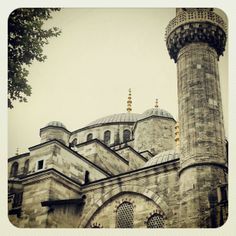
143 149 179 167
45 121 67 129
86 113 140 127
138 107 174 121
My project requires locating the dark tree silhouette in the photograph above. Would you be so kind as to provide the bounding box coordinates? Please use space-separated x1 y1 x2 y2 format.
8 8 61 108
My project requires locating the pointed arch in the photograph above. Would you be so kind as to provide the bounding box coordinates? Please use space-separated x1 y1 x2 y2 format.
79 184 170 228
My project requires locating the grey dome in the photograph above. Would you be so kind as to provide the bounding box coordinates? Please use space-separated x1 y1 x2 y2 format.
87 113 140 127
46 121 66 129
138 107 174 121
143 149 179 167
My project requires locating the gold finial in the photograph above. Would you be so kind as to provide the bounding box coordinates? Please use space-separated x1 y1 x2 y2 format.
15 147 19 155
127 88 132 113
155 98 159 108
175 122 180 148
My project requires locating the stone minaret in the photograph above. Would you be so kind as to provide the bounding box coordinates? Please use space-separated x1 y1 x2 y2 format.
166 8 228 227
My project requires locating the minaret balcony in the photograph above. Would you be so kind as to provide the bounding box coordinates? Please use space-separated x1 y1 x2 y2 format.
165 9 227 62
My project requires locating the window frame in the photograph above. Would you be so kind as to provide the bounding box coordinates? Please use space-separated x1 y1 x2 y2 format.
35 159 45 172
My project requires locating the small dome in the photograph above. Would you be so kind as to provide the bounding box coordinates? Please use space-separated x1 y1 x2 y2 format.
45 121 66 129
138 107 174 121
86 113 140 127
143 149 179 167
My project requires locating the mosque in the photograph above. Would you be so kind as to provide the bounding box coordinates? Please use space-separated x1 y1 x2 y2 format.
8 8 228 228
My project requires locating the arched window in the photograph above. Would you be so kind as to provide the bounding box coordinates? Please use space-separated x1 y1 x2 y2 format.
123 129 131 143
69 138 78 148
116 201 134 228
23 159 29 174
147 213 164 228
87 133 93 141
104 130 111 145
84 170 90 184
10 162 19 177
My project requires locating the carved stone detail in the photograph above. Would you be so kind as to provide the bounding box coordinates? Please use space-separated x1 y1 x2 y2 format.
165 9 227 62
166 22 226 62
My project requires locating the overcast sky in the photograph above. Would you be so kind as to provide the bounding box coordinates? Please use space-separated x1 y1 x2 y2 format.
8 8 228 157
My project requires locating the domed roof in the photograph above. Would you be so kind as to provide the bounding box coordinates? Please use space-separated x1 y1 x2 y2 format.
138 107 174 121
143 149 179 167
45 121 67 129
87 113 140 127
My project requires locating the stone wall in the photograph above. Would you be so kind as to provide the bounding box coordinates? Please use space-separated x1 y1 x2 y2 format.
116 146 147 170
134 117 176 155
9 169 82 228
77 140 129 175
87 192 164 228
8 133 181 228
37 161 180 228
40 127 70 146
20 161 179 228
139 151 154 160
8 140 108 192
29 141 108 183
179 165 227 227
79 161 180 228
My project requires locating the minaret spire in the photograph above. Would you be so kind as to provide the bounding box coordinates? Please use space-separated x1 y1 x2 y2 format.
155 98 159 108
127 88 132 113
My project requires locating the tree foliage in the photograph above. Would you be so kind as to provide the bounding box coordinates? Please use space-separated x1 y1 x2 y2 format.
8 8 61 108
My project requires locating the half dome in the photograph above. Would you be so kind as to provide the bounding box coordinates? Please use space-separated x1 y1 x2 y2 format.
143 149 179 167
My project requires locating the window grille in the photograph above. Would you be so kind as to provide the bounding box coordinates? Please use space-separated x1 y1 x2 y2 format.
147 213 164 228
116 202 134 228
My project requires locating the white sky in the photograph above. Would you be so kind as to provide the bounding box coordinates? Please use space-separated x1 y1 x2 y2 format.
8 8 228 157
